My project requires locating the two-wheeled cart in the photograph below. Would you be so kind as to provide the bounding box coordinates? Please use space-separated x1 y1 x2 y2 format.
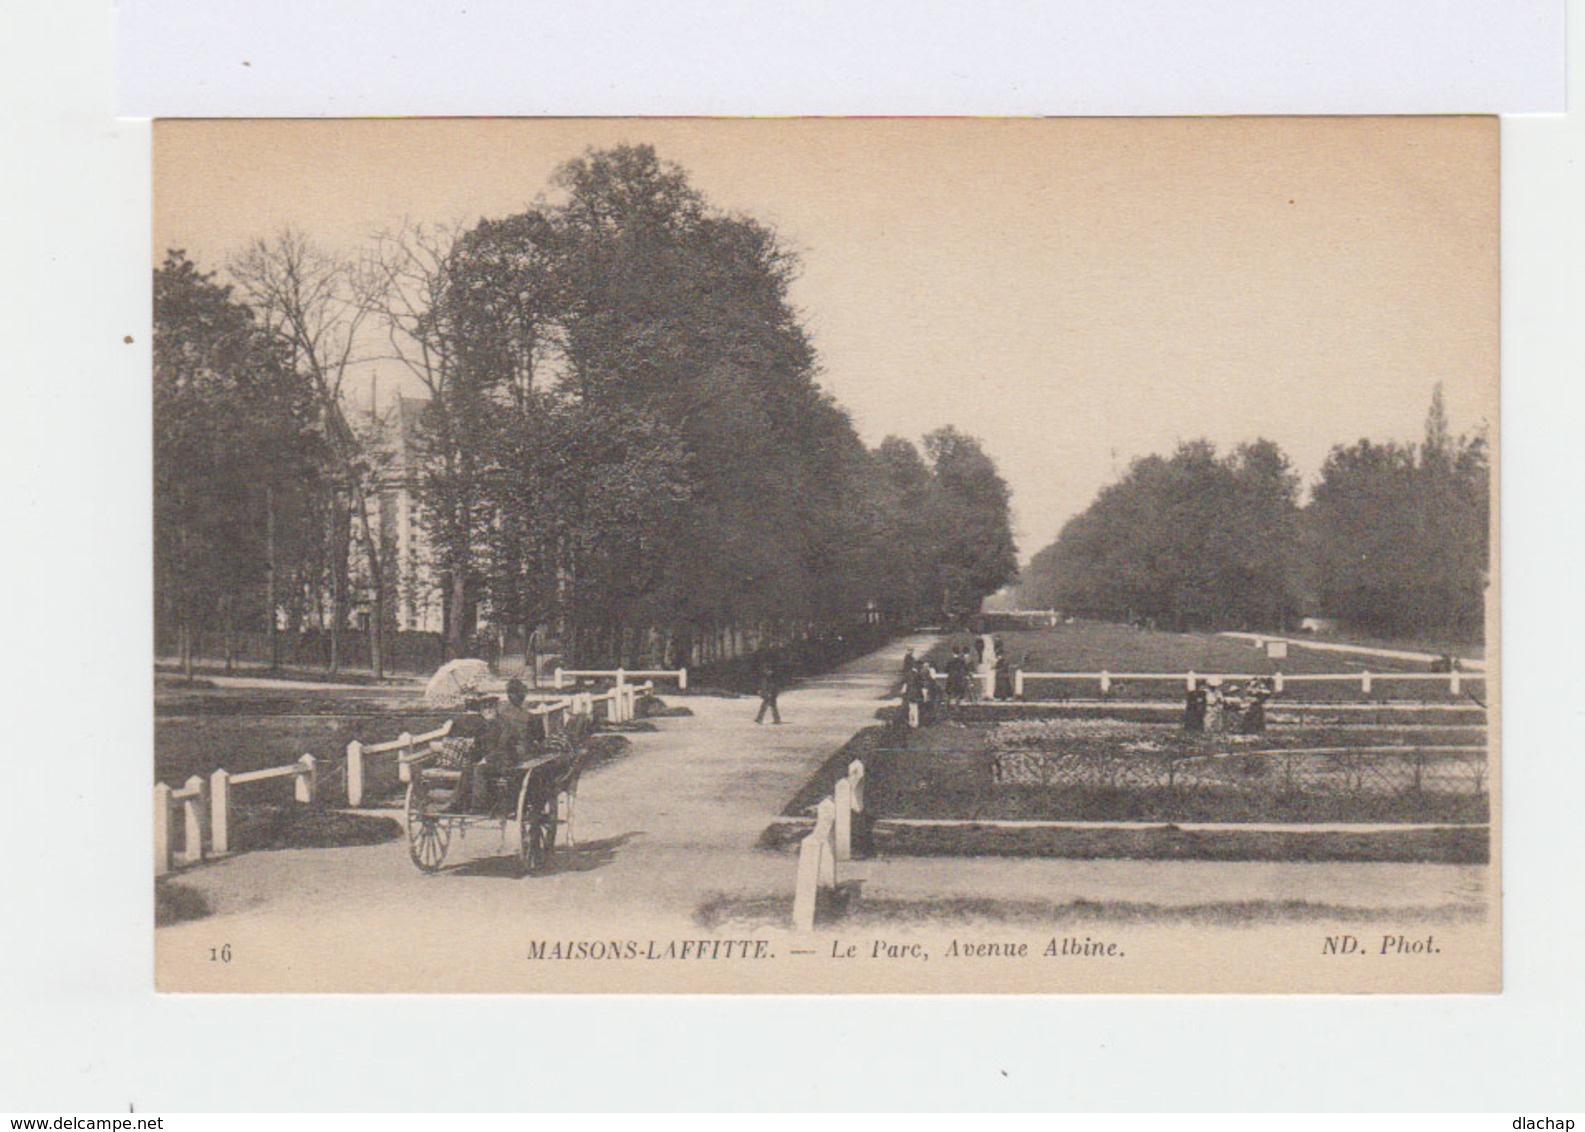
403 747 578 876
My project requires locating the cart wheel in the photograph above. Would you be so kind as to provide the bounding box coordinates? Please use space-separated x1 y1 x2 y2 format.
517 789 557 876
406 780 450 873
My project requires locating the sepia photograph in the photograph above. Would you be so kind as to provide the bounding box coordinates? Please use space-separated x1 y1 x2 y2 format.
151 116 1498 993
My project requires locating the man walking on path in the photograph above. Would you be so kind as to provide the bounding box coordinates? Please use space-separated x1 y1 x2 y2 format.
754 659 783 725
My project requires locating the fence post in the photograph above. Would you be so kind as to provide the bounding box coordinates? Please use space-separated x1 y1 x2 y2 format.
295 754 317 804
1014 668 1024 698
346 739 365 806
397 731 414 784
678 668 688 691
153 783 173 876
1273 671 1285 694
1186 670 1197 692
1099 670 1111 695
1361 671 1372 695
815 798 837 887
792 834 821 931
1450 669 1461 695
834 778 853 862
210 769 231 855
553 668 565 690
848 760 865 813
181 775 208 866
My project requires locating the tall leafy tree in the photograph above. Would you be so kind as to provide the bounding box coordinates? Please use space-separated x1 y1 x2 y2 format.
1308 385 1488 636
922 426 1020 619
231 230 391 675
153 251 321 674
1027 438 1300 630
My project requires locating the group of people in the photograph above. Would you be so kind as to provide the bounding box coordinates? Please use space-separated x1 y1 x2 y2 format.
433 678 569 810
899 635 1019 727
1183 676 1273 735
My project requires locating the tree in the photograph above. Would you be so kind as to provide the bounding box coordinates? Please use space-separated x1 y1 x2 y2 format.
153 251 321 675
1308 385 1488 637
545 144 882 655
366 218 564 656
1024 438 1300 631
922 426 1019 619
231 230 391 676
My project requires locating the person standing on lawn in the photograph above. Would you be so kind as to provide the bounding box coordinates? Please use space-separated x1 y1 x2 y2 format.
994 652 1013 701
945 646 970 704
903 658 927 728
754 658 783 725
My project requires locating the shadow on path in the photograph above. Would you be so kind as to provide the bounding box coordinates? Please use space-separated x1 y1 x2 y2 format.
445 831 645 879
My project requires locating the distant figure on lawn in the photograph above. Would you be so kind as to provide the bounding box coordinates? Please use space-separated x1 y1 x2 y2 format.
919 659 942 723
1184 682 1208 732
993 652 1013 701
754 660 783 725
903 659 929 728
945 647 970 703
1204 678 1226 733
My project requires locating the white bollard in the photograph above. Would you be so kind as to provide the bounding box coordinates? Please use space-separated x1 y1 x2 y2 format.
834 778 853 862
848 760 865 813
181 775 207 866
153 783 173 876
210 769 231 855
295 754 317 803
814 799 837 887
346 739 365 806
792 834 822 931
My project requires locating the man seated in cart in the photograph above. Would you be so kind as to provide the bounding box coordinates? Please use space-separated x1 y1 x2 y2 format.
469 679 535 810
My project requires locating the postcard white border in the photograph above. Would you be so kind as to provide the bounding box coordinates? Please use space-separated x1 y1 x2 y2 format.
3 0 1582 1112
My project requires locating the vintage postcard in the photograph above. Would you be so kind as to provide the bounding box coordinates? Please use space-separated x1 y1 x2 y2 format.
152 117 1497 993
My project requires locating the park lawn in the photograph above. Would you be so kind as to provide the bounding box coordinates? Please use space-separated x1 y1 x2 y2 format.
1290 630 1485 662
156 680 641 808
924 620 1483 703
928 620 1437 675
156 691 453 804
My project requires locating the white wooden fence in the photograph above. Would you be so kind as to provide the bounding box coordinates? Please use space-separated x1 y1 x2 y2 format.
347 719 454 805
792 759 866 931
346 680 653 805
154 754 317 876
1012 669 1483 698
553 666 687 691
156 678 659 872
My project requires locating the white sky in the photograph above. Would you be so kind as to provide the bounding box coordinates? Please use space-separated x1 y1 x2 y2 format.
155 117 1498 561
